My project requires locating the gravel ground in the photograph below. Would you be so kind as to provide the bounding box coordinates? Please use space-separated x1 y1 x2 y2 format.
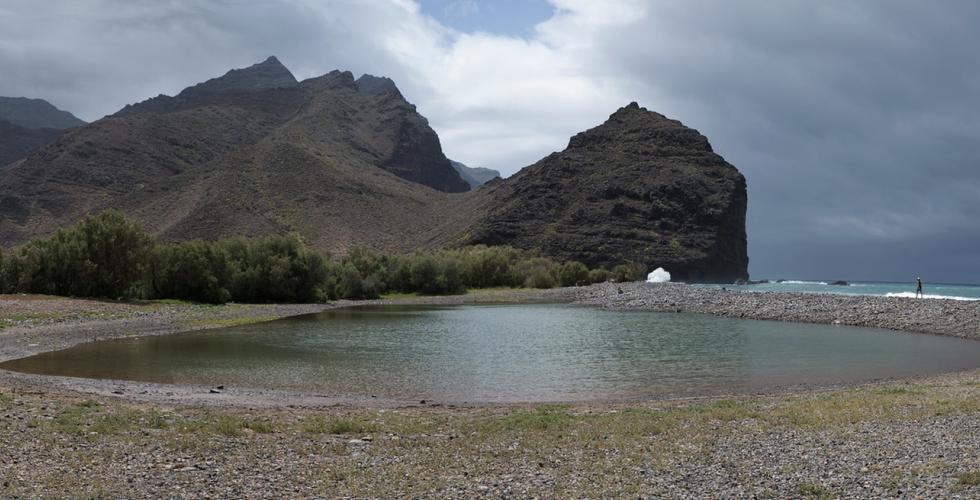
578 282 980 340
0 286 979 498
1 372 978 498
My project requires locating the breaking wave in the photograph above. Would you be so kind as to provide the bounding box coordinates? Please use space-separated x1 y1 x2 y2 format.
885 292 979 301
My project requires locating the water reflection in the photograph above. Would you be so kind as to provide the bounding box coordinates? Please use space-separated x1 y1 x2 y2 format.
3 304 979 402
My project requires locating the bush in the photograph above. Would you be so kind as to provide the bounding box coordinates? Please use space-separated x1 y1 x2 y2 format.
336 263 380 300
146 241 231 304
219 235 328 303
612 261 647 282
558 261 590 287
0 211 632 303
588 268 611 283
0 210 150 298
461 245 520 288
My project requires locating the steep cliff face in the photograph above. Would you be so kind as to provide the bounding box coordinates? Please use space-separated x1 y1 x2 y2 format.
350 74 470 193
465 103 748 282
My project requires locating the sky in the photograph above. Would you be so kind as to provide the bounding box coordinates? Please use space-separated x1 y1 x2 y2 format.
1 0 978 283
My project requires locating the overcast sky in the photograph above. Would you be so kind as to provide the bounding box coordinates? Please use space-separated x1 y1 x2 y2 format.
1 0 978 283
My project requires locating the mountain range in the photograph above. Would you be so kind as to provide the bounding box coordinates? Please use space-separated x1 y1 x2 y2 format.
0 97 86 166
0 57 748 282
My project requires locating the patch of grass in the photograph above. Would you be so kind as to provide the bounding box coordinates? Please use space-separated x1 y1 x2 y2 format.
148 298 198 306
0 312 65 328
957 471 980 487
465 287 526 294
211 415 276 436
51 400 103 435
873 386 924 396
304 416 377 435
90 410 138 435
493 405 573 431
691 399 758 422
756 387 980 429
796 482 831 498
0 392 12 406
379 292 422 300
142 410 171 430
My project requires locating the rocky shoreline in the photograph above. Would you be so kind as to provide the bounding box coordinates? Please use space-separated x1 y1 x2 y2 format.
578 281 980 340
1 287 979 498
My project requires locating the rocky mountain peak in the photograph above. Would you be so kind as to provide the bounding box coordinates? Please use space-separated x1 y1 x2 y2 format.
468 104 746 282
355 74 401 96
177 56 298 99
0 96 86 129
568 102 714 154
115 56 301 116
299 70 357 91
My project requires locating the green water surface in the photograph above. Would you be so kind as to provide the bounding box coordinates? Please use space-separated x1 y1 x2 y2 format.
3 304 979 402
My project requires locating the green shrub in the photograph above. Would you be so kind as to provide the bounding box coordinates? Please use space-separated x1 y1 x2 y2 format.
558 261 590 287
0 210 150 298
146 241 231 304
588 268 611 283
612 261 647 282
220 234 328 303
337 264 369 300
0 212 632 303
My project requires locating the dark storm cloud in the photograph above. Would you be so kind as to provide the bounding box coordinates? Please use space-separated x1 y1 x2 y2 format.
580 0 980 282
1 0 978 282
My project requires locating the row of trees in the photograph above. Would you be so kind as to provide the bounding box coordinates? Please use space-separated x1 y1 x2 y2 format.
0 211 647 304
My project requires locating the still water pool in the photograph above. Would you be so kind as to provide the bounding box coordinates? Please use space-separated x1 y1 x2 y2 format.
3 304 979 402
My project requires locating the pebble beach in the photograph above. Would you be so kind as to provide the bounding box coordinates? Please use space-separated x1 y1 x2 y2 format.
0 285 978 498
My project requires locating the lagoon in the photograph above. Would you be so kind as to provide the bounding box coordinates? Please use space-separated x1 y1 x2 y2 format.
3 304 979 403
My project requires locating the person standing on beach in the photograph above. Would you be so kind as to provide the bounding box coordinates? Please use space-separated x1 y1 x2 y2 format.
916 277 923 298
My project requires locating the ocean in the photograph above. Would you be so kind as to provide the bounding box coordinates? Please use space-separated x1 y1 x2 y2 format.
696 280 980 301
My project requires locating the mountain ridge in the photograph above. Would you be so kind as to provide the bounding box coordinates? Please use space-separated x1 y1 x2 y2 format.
0 58 748 282
0 96 86 129
450 161 500 188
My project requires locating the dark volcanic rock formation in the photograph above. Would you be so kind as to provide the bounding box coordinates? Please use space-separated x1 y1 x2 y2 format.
464 103 748 283
355 74 400 95
0 97 86 130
